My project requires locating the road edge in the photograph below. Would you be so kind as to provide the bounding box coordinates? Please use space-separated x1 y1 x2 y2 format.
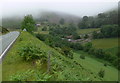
0 32 20 61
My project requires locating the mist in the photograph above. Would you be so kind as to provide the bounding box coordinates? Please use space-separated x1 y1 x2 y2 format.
1 0 118 18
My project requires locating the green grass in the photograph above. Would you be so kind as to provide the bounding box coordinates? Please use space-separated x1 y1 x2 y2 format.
2 32 118 81
92 38 119 49
74 51 118 81
77 28 100 35
91 38 119 56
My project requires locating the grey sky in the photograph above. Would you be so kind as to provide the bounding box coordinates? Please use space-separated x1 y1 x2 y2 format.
1 0 119 17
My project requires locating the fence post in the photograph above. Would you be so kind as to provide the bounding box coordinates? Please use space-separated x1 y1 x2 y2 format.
47 51 52 73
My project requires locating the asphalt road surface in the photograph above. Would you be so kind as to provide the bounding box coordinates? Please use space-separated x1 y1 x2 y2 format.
0 31 20 55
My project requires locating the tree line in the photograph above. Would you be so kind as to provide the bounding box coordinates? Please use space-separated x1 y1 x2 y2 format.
78 10 118 29
92 24 120 39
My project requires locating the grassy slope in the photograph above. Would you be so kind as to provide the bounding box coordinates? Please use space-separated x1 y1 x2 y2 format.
77 28 100 35
91 38 119 56
2 32 118 81
74 51 118 81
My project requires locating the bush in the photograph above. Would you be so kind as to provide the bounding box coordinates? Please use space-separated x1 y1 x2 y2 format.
61 46 73 59
2 27 9 33
104 63 107 67
70 43 83 50
80 55 85 59
83 42 92 52
88 48 95 55
42 26 47 31
98 69 105 78
94 49 105 58
19 43 47 61
36 34 47 41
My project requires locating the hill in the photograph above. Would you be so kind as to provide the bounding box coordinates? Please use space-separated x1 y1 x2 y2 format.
36 11 81 25
2 11 81 30
2 17 22 30
2 31 118 81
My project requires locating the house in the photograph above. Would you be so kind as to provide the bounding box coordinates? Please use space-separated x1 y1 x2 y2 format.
36 23 41 27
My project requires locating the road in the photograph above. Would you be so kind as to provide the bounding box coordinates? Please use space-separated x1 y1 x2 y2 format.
0 31 20 57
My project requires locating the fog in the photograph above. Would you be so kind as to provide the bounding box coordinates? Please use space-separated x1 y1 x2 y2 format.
1 0 119 18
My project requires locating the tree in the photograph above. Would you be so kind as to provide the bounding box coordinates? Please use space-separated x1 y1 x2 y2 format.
59 18 65 25
92 31 98 39
94 49 105 58
83 42 92 52
70 43 83 50
21 15 35 33
78 16 89 29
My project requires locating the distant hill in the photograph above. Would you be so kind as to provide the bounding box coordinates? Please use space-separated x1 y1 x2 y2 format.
2 17 22 30
2 11 81 30
35 11 81 25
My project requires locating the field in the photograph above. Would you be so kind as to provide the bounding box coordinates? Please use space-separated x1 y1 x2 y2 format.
91 38 119 56
74 51 118 81
92 38 119 49
2 32 118 81
77 28 100 35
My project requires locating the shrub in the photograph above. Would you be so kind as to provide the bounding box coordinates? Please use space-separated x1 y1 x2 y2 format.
88 48 95 55
2 27 9 33
42 26 47 31
19 43 47 61
94 49 105 58
83 42 92 52
80 55 85 59
36 34 47 41
104 63 107 67
61 46 73 59
70 43 83 50
98 69 105 78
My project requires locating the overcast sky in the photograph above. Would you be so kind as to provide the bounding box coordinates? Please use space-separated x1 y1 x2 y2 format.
0 0 119 18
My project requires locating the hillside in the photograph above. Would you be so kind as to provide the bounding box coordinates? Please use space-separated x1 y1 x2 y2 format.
36 11 81 24
2 32 118 81
2 17 22 30
2 11 81 30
